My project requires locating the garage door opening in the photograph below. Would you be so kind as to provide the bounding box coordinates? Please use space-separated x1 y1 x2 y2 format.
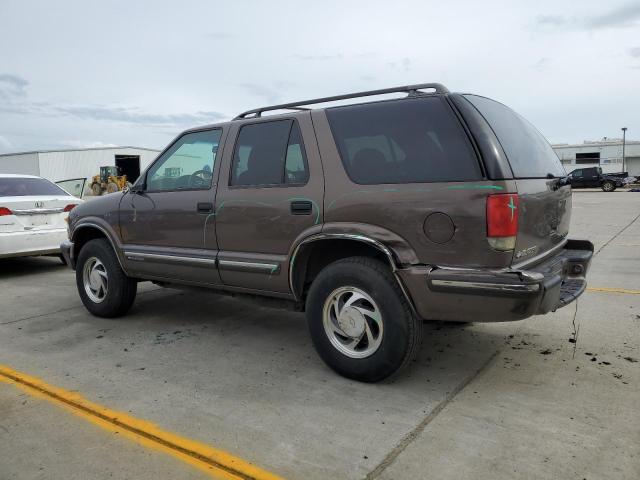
115 155 141 183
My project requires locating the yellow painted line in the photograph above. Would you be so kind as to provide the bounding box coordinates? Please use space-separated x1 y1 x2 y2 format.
0 365 283 480
587 287 640 295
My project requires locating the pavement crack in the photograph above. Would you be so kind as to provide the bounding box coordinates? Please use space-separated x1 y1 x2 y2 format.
0 288 165 326
595 211 640 256
0 305 83 325
365 349 500 480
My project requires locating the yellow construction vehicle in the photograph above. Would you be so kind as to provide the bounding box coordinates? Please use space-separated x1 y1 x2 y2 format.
90 166 132 196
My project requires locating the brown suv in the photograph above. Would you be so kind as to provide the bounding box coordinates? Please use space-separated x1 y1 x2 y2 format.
62 83 593 382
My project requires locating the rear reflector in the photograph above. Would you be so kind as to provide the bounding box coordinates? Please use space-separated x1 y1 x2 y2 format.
487 193 518 251
63 204 78 212
0 207 13 216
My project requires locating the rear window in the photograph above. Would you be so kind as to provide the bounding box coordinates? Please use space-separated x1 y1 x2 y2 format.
0 177 69 197
326 97 481 184
464 95 565 178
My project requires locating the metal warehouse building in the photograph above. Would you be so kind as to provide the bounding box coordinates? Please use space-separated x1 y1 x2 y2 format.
0 146 159 184
552 139 640 176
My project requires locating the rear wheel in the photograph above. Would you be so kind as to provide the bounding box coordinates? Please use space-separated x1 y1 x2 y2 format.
106 182 119 193
76 239 137 317
305 257 422 382
91 183 102 196
602 181 616 192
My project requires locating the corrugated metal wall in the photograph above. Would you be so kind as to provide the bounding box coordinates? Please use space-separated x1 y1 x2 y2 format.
38 148 159 182
0 153 40 175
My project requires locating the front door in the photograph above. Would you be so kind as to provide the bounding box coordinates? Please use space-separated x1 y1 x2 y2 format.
119 128 225 285
214 114 324 293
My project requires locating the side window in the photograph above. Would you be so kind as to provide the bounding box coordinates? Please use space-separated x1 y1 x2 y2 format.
571 169 582 177
231 119 309 186
326 97 481 184
146 129 221 191
284 122 309 184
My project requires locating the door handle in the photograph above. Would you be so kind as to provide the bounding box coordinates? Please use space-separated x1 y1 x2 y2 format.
197 202 213 214
290 200 312 215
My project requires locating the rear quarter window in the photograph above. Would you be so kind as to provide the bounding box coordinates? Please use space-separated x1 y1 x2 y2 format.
326 97 481 184
464 95 565 178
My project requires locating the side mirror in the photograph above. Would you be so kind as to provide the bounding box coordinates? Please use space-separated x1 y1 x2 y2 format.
129 183 146 194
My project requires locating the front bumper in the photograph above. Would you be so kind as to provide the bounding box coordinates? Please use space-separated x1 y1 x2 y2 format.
60 240 75 269
398 239 594 322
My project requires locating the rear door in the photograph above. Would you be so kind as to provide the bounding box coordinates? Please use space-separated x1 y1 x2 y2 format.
214 114 323 293
584 167 600 187
464 95 571 265
569 169 585 187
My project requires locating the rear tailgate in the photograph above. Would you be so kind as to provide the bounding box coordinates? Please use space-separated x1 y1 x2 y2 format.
513 180 571 262
463 95 570 264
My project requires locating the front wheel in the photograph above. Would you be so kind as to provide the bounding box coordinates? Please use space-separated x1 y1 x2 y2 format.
76 239 137 317
602 181 616 192
305 257 422 382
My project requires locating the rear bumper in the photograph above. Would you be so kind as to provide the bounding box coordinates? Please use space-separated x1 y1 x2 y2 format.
0 228 68 259
398 239 594 322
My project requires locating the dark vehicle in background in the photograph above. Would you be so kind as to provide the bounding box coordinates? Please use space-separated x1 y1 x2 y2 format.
61 83 593 382
568 166 629 192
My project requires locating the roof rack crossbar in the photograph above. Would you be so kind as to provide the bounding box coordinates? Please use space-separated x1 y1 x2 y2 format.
234 82 449 119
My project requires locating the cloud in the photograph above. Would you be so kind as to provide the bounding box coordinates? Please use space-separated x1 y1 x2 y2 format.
59 140 120 149
207 32 232 39
532 57 551 71
534 14 570 28
0 135 12 150
239 83 285 104
0 73 28 100
585 2 640 29
54 105 225 126
0 94 225 127
534 3 640 31
387 58 411 71
291 53 343 61
629 47 640 57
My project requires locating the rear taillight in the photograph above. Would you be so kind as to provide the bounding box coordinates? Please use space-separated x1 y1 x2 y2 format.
486 193 519 251
63 204 78 212
0 207 13 216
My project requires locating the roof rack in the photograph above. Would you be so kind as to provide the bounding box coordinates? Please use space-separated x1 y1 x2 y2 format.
234 82 450 119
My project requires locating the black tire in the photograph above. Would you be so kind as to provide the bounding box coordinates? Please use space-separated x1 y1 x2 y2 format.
602 181 616 192
305 256 422 382
75 238 137 318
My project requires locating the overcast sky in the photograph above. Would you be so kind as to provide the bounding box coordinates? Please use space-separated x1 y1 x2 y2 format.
0 0 639 154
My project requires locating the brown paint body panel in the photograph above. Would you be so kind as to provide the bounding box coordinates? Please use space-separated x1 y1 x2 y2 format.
512 180 572 265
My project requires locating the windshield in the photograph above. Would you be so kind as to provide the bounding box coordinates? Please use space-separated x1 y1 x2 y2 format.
464 95 565 178
0 177 70 197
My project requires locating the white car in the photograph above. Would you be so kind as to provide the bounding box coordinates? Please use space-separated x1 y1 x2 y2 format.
0 174 83 260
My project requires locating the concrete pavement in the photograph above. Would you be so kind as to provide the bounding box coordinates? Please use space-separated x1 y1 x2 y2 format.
1 191 638 479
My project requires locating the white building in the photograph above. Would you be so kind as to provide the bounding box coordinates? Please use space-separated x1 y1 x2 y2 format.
0 146 160 185
552 138 640 176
